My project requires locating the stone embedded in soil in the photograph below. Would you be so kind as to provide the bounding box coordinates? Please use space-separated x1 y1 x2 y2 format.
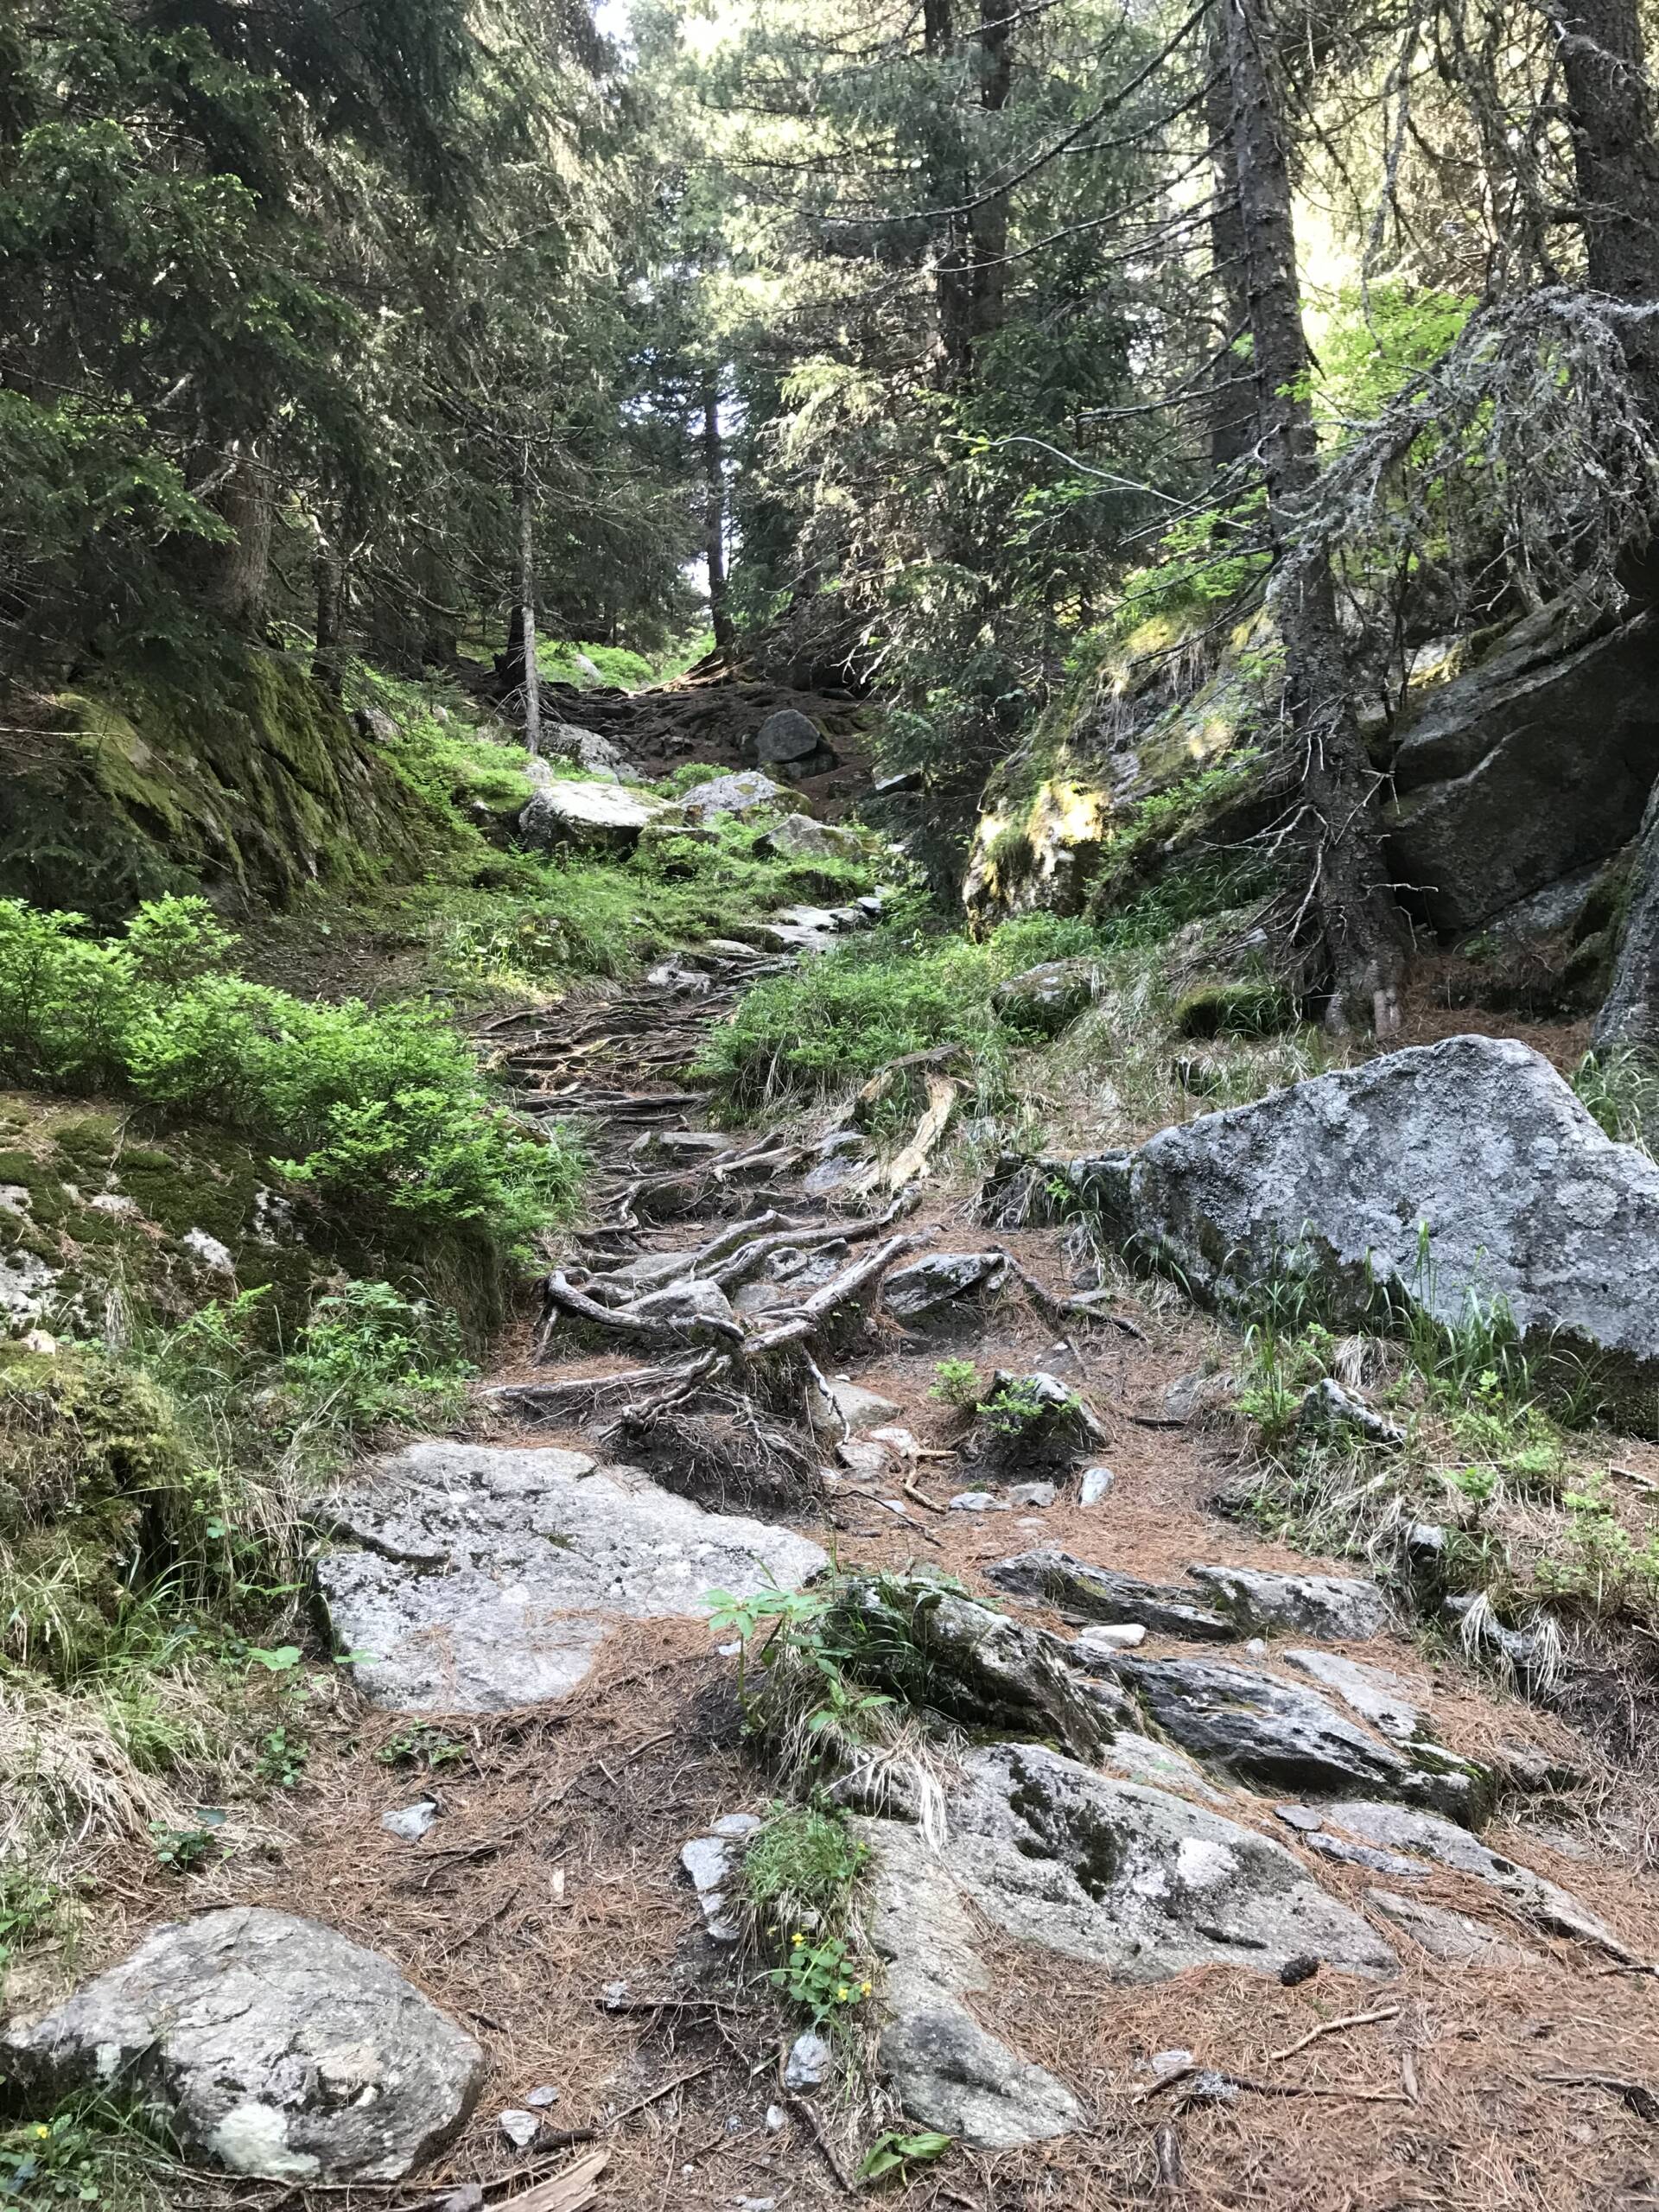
988 1548 1238 1643
0 1907 484 2182
753 707 823 763
1007 1480 1058 1509
1112 1656 1486 1821
949 1490 1007 1512
1281 1649 1428 1741
808 1378 900 1437
518 779 667 853
680 1834 743 1945
1364 1888 1541 1967
880 1249 1009 1322
1186 1562 1393 1641
1078 1465 1116 1506
757 810 861 861
1077 1623 1146 1651
498 2109 539 2148
783 2031 833 2090
317 1442 826 1713
381 1800 438 1841
1304 1801 1630 1955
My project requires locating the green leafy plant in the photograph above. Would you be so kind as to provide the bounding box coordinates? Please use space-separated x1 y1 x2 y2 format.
148 1808 226 1872
978 1377 1075 1438
857 2129 952 2186
255 1726 308 1789
767 1931 870 2025
377 1724 467 1771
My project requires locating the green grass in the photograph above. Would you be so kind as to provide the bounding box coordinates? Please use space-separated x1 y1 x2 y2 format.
695 911 1103 1112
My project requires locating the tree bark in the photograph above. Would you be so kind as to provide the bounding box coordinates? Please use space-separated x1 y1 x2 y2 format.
1205 5 1255 478
968 0 1014 348
1592 774 1659 1052
516 450 541 756
1224 0 1410 1034
208 446 272 633
311 522 342 694
1555 0 1659 421
701 369 735 661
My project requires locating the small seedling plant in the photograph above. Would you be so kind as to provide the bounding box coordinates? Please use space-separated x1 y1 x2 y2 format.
858 2128 953 2186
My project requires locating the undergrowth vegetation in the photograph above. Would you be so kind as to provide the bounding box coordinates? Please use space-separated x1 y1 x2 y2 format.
1226 1239 1659 1663
0 895 582 1250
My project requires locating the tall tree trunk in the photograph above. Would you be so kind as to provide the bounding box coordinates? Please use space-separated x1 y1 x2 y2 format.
1224 0 1409 1034
1205 7 1255 478
924 0 976 386
701 370 735 661
311 524 342 695
1554 0 1659 423
209 446 272 633
516 452 541 755
968 0 1014 346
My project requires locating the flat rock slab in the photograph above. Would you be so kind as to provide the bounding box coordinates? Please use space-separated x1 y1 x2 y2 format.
1188 1563 1392 1641
0 1908 483 2182
1128 1036 1659 1421
882 1250 1009 1322
1282 1649 1428 1741
518 779 666 852
988 1548 1237 1642
1308 1801 1630 1956
1113 1656 1484 1820
1365 1887 1541 1968
317 1442 826 1712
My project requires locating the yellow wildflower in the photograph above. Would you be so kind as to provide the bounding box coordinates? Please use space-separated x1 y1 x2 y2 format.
860 1980 872 1994
836 1986 849 2001
791 1931 804 1946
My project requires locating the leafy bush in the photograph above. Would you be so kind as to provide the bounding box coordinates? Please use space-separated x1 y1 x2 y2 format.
0 896 582 1249
696 912 1102 1109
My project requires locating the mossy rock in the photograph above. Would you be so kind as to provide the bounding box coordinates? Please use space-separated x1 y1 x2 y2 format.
0 649 461 919
1173 978 1296 1039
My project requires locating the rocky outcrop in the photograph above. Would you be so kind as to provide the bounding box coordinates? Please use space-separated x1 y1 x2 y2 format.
1124 1035 1659 1421
1186 1562 1393 1640
316 1442 826 1711
1111 1656 1487 1821
986 1549 1238 1642
1385 602 1659 932
756 811 862 861
0 1909 483 2181
880 1249 1009 1324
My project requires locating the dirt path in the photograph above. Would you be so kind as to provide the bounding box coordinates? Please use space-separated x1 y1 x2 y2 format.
108 852 1659 2211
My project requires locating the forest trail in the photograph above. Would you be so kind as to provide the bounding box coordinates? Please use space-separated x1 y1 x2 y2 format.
156 721 1659 2210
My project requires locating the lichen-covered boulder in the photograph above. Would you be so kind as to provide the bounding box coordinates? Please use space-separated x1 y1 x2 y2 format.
1127 1035 1659 1422
0 1909 483 2181
678 769 788 823
756 810 861 861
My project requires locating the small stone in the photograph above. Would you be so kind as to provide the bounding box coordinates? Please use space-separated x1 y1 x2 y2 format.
737 2199 779 2211
1078 1466 1116 1507
498 2109 539 2148
525 2085 560 2107
1077 1624 1146 1652
949 1491 1007 1513
713 1813 762 1840
765 2104 786 2133
784 2031 832 2091
182 1226 236 1274
1279 1955 1319 1986
1007 1481 1058 1509
1145 2048 1195 2078
90 1192 140 1219
1245 1637 1268 1657
381 1800 438 1841
19 1328 56 1355
602 1980 631 2008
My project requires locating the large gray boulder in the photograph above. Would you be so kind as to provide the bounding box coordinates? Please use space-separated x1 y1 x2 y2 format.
317 1442 825 1711
1186 1562 1392 1641
518 777 665 852
0 1909 483 2181
756 810 862 862
1385 601 1659 931
1127 1035 1659 1421
753 708 824 765
855 1815 1086 2150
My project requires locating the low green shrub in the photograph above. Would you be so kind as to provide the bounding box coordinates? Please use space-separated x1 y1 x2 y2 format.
0 896 582 1250
696 912 1102 1110
1173 976 1296 1039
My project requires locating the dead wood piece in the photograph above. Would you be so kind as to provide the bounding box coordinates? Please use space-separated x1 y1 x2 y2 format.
903 1476 946 1514
537 1270 743 1354
783 2092 857 2193
1536 2071 1659 2121
1153 2122 1185 2194
855 1070 959 1195
491 2147 608 2209
1270 2005 1398 2063
486 1354 719 1414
